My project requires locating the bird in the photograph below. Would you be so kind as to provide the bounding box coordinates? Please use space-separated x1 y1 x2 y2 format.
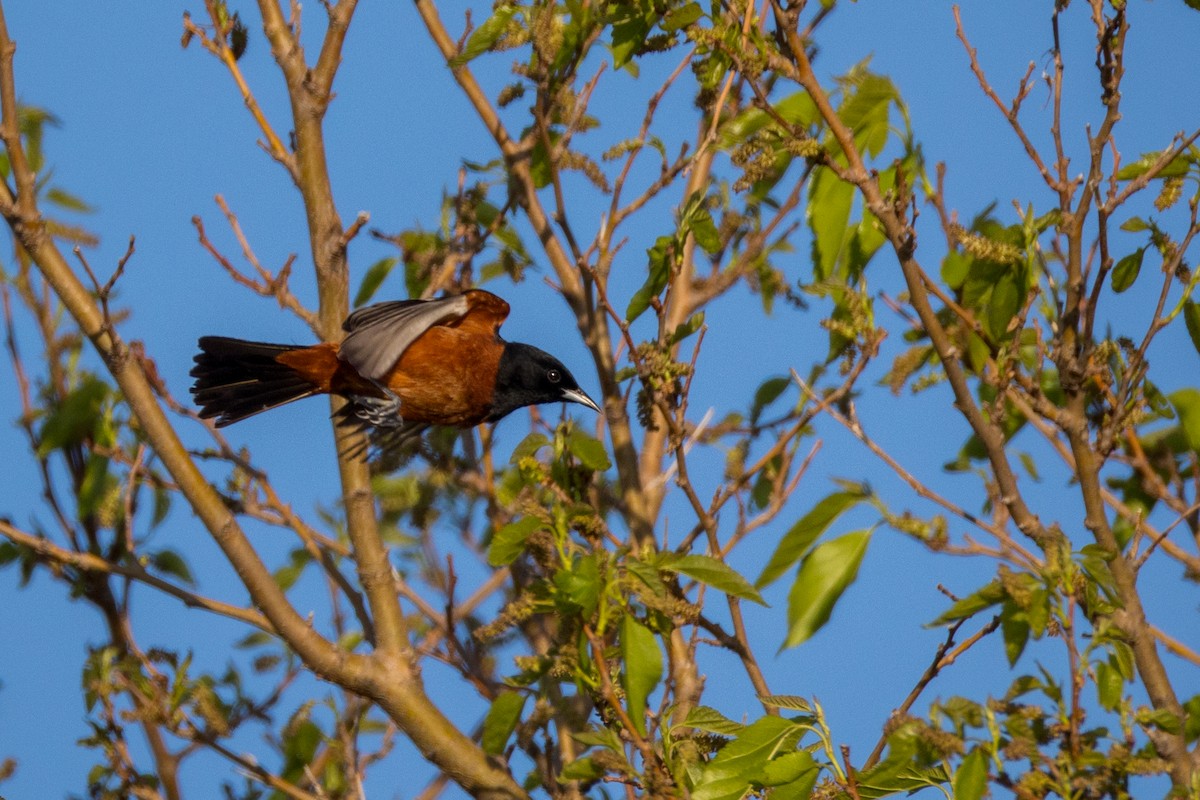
190 289 600 452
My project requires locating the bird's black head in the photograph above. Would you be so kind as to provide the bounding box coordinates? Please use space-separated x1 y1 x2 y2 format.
489 343 601 422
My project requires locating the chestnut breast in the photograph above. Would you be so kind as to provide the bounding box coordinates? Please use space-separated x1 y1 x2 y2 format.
381 326 503 425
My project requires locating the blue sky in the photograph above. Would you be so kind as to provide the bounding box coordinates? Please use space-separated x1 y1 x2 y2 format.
1 2 1199 798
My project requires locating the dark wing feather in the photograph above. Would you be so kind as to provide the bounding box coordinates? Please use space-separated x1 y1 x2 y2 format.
338 294 472 382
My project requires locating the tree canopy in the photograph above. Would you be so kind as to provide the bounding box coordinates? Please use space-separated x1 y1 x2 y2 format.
2 2 1200 799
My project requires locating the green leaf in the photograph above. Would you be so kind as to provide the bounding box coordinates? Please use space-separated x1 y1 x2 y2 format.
932 580 1005 625
353 257 398 307
750 376 790 424
1110 248 1145 293
757 695 812 713
609 5 653 68
1095 659 1123 711
0 540 20 566
808 166 855 282
282 719 323 779
719 91 817 150
77 453 114 521
488 516 542 566
668 311 705 345
510 432 550 463
1017 451 1041 482
235 630 274 649
273 548 310 591
45 186 95 213
684 202 722 254
1000 600 1030 667
782 530 871 649
757 487 869 589
150 549 195 587
1183 694 1200 742
620 616 662 736
856 725 954 798
1182 300 1200 357
527 129 561 189
661 2 703 32
566 429 611 471
985 272 1020 340
626 234 673 322
661 553 766 605
1170 388 1200 453
1138 707 1183 734
37 374 109 457
1120 216 1149 232
953 747 988 800
692 716 799 800
555 554 601 617
449 7 516 67
761 750 819 796
680 705 744 736
1115 149 1191 181
482 690 526 755
837 71 899 159
560 756 605 781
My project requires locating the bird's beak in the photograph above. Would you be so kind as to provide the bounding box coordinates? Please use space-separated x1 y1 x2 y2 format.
561 387 602 415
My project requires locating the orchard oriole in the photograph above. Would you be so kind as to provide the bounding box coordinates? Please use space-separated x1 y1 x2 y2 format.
190 290 600 447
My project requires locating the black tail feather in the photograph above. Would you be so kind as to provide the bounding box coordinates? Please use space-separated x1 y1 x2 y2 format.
191 336 315 427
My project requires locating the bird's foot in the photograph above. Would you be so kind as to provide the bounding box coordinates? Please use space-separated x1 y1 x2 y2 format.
352 389 405 428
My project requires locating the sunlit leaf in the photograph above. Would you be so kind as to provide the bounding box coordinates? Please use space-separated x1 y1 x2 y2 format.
36 375 109 457
808 166 855 282
1169 389 1200 452
354 257 398 308
720 92 817 150
566 429 611 471
782 530 871 649
626 234 673 322
692 716 800 800
510 432 550 463
1000 599 1030 667
661 2 703 32
757 487 869 589
45 186 94 213
449 6 517 67
77 453 113 521
488 516 542 566
932 580 1005 625
1114 149 1191 181
620 616 662 736
1096 659 1123 711
758 695 812 713
555 554 601 617
985 272 1020 340
1110 248 1145 293
680 705 744 736
1182 300 1200 357
560 756 605 781
953 747 988 800
609 5 653 68
660 553 766 605
762 750 819 799
482 691 526 755
669 311 705 345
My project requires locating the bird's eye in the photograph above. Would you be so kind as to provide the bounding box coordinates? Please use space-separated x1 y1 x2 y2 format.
547 369 562 384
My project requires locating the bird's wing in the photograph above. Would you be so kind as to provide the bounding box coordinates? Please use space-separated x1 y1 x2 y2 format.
337 291 510 382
